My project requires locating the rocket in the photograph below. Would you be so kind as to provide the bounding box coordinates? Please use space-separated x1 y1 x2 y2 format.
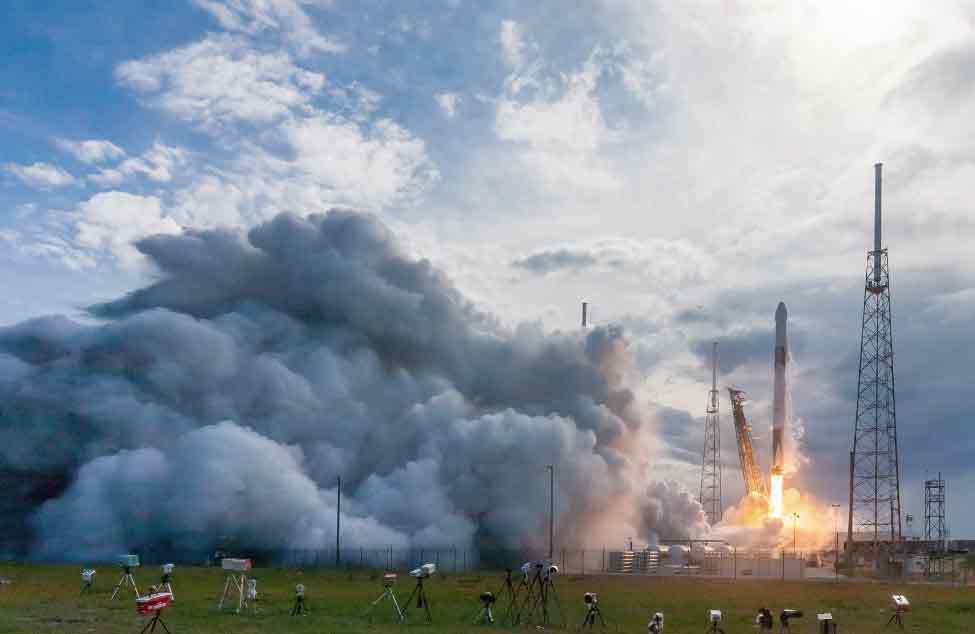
771 301 787 475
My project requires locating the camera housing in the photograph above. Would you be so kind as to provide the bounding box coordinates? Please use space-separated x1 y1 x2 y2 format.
409 563 437 578
295 583 305 597
161 564 174 576
382 572 397 587
584 592 597 605
710 609 722 623
222 558 252 572
118 554 140 568
81 569 96 583
892 595 910 610
780 609 804 624
648 612 664 633
480 591 496 605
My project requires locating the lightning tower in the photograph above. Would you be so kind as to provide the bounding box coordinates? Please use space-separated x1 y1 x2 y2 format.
848 163 902 564
699 342 721 525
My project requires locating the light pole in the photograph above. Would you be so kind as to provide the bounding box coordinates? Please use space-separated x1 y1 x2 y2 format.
792 513 800 556
831 504 841 580
336 476 341 568
547 464 555 560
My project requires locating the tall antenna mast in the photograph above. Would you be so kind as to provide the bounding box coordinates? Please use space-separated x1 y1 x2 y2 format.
848 162 902 569
700 342 722 524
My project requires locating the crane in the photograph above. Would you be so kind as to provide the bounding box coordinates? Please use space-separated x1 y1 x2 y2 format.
728 389 767 498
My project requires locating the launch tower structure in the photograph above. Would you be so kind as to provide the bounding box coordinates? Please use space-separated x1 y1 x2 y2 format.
924 473 946 549
848 163 902 562
728 389 767 498
924 473 947 577
699 342 722 525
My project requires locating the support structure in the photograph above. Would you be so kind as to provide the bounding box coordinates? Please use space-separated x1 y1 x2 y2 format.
924 473 946 547
699 342 722 524
728 389 767 498
849 163 902 565
924 473 947 577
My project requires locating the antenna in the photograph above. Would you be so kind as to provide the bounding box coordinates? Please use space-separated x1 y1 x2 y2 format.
711 342 717 395
874 163 882 283
581 302 588 328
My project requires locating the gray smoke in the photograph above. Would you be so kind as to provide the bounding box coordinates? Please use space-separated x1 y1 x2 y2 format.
0 210 702 559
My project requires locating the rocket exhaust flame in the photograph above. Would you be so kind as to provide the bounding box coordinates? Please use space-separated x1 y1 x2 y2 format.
769 473 784 519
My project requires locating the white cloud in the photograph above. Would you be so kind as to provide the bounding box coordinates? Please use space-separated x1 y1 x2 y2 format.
493 48 621 195
192 0 344 55
73 192 181 268
496 60 612 152
4 162 75 188
435 92 460 118
89 143 188 188
281 115 438 209
116 34 325 130
56 139 126 164
169 114 438 225
499 20 525 69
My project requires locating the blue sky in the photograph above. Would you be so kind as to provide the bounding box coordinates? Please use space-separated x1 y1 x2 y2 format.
2 0 975 537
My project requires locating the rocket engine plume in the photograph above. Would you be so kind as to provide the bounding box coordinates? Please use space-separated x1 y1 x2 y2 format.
0 210 707 559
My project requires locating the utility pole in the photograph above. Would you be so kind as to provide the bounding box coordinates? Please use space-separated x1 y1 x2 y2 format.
792 513 800 556
831 504 841 580
336 476 341 568
547 465 555 560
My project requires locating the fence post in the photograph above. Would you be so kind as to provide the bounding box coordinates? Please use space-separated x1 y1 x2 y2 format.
581 549 585 575
602 548 605 573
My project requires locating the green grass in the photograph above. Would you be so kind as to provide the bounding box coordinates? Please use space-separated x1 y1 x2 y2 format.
0 562 972 633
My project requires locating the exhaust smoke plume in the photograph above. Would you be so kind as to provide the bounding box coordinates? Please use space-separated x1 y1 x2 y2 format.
0 210 704 559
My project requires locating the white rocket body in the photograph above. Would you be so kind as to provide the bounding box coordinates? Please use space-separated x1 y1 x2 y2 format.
772 302 787 474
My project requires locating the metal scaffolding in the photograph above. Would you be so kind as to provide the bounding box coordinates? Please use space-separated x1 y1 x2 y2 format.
848 163 902 565
699 342 721 525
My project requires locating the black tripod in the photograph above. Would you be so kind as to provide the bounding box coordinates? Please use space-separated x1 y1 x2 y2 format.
511 568 541 625
473 594 496 625
519 568 561 627
497 569 518 623
402 575 432 622
80 575 95 596
138 611 171 634
582 601 605 628
291 590 307 615
886 608 906 630
705 621 726 634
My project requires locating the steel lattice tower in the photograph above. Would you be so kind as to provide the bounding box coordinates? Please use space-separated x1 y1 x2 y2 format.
700 342 722 525
924 474 946 548
848 163 902 563
924 473 947 577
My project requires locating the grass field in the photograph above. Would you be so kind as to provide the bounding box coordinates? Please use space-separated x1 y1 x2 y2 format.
1 562 973 633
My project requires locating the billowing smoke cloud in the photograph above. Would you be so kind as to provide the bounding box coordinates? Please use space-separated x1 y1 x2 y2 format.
0 210 705 559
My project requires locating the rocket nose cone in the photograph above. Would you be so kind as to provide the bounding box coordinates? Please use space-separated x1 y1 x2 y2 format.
776 302 787 321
